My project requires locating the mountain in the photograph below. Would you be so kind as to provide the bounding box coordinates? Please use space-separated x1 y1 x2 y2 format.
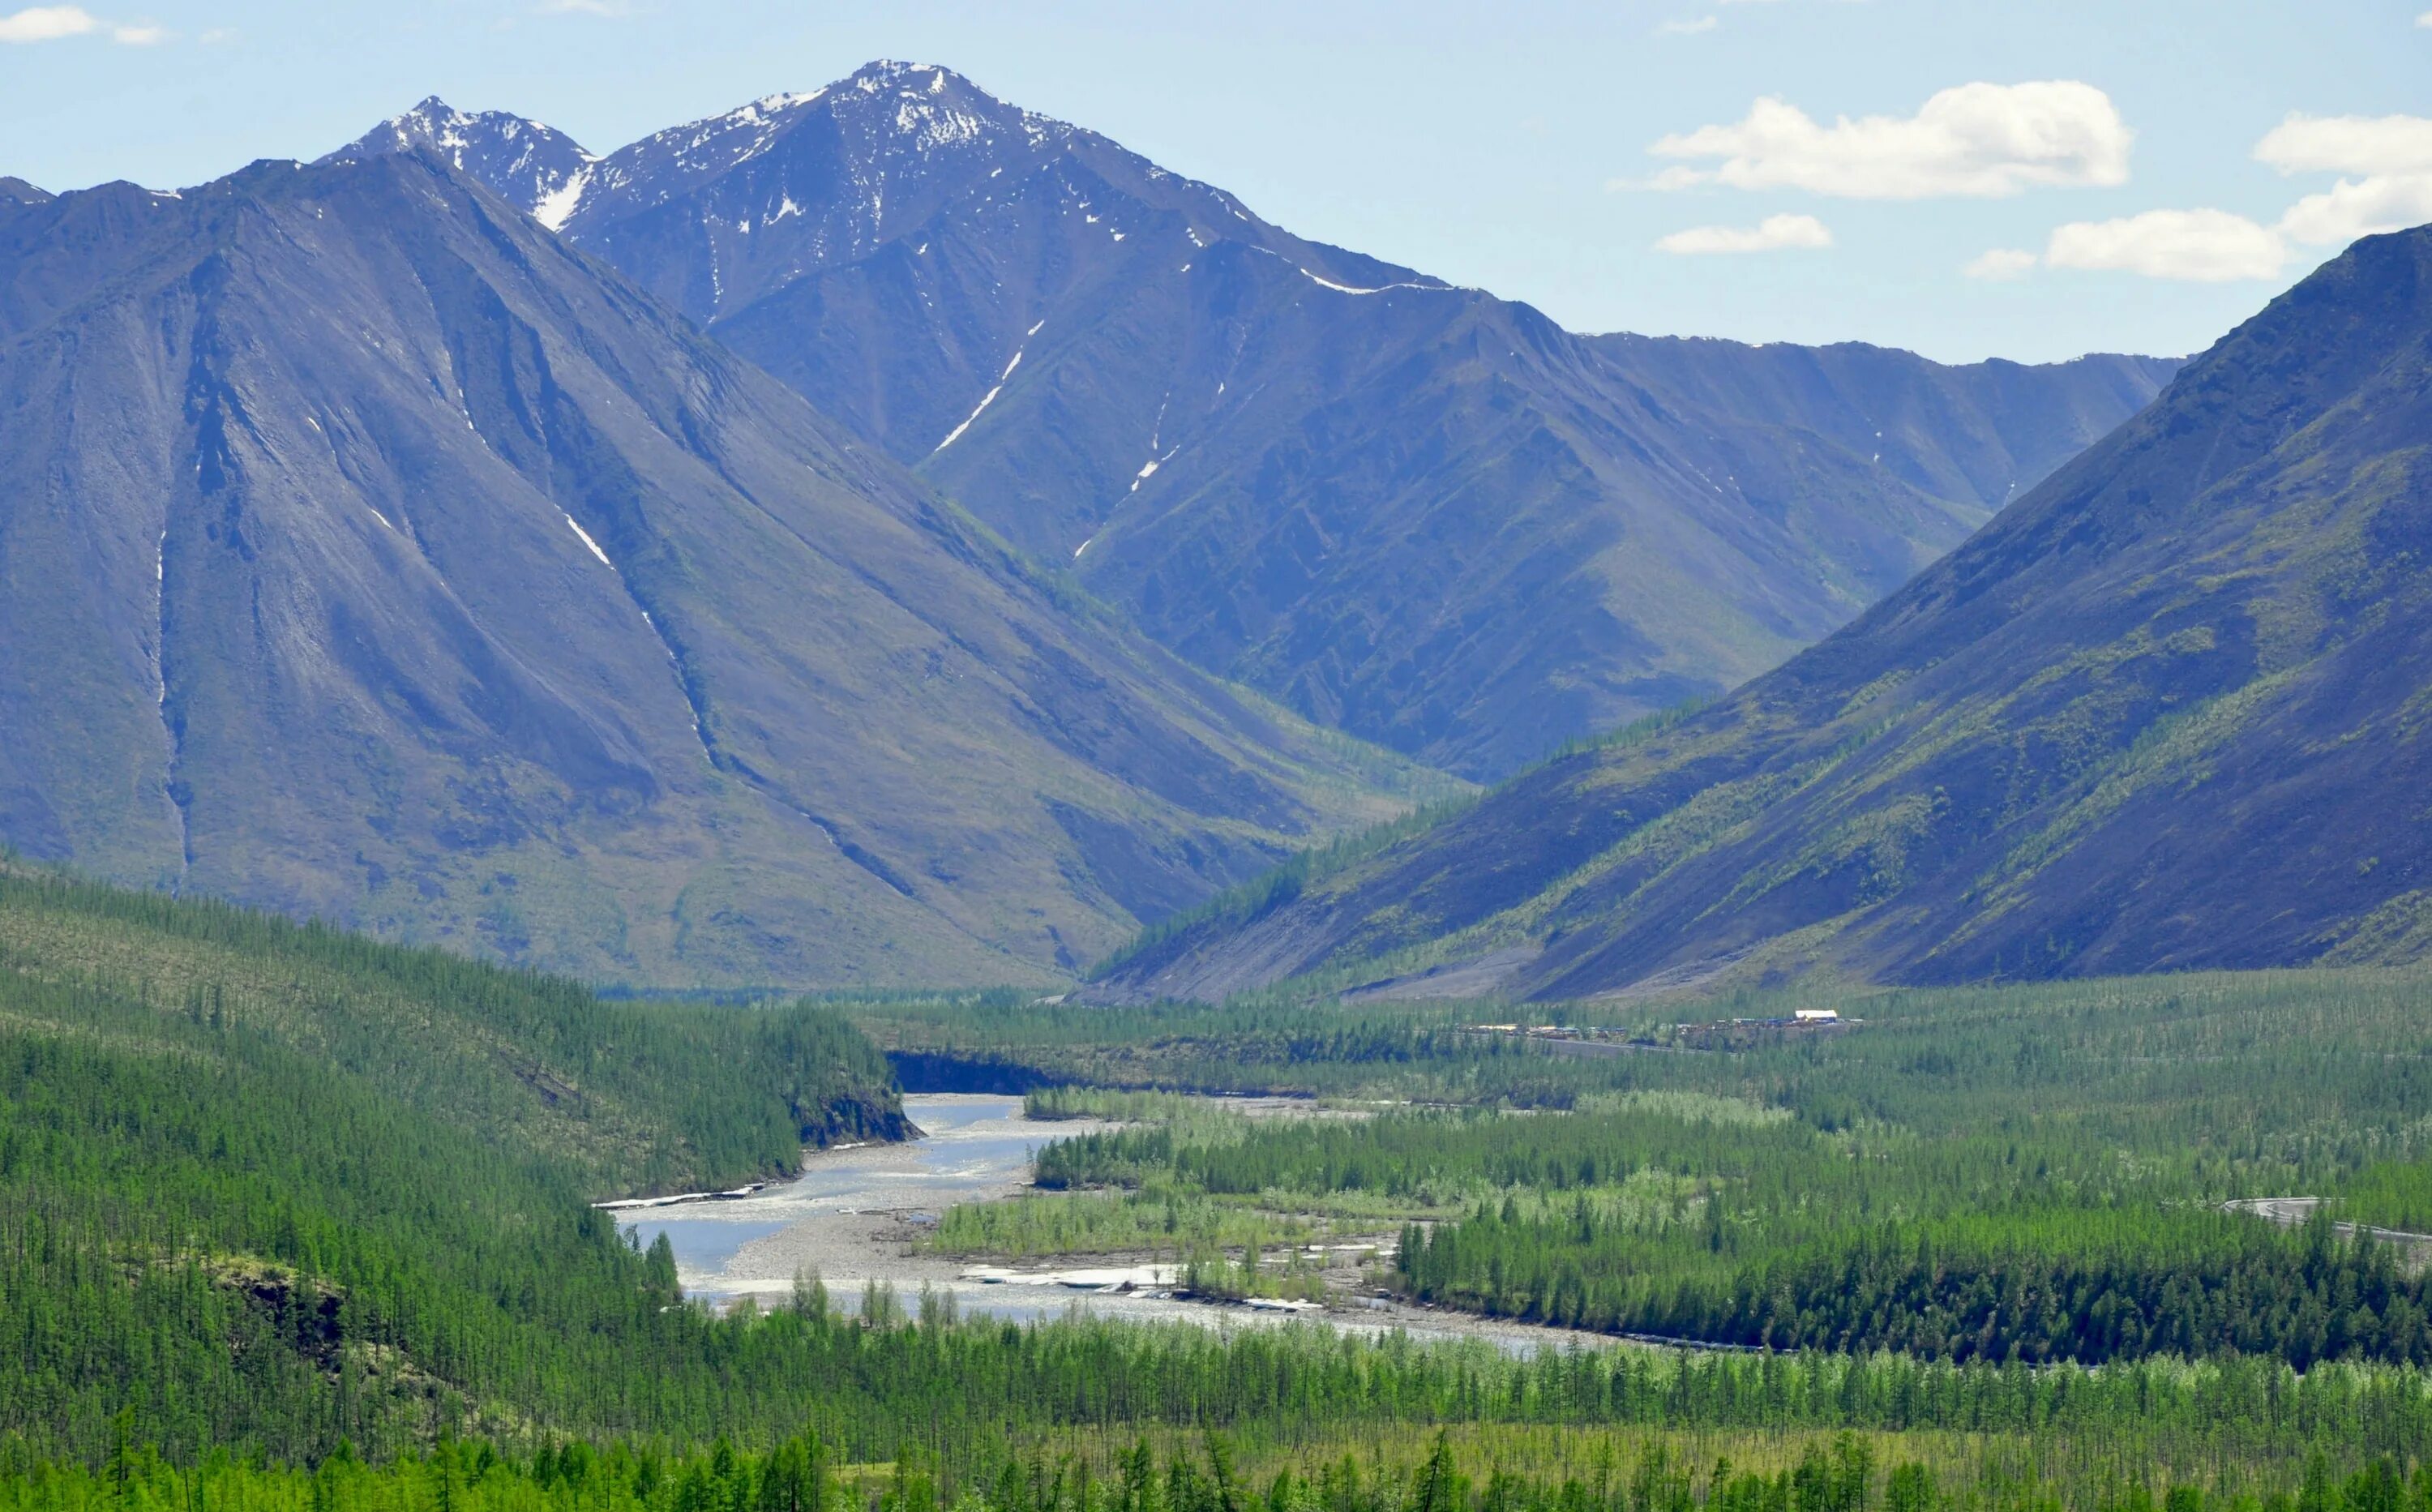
333 64 2180 778
1095 225 2432 1003
0 150 1445 988
336 96 597 226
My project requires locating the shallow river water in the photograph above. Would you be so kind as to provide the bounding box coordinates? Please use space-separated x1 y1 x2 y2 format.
618 1094 1054 1278
613 1093 1616 1355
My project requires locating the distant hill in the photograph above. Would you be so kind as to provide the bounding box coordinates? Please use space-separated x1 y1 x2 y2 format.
1095 225 2432 1002
0 150 1441 987
336 63 2179 777
0 863 904 1457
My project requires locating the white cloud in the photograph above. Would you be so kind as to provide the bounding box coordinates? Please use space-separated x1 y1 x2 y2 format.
1642 81 2131 199
2276 174 2432 246
1963 247 2038 281
2418 9 2431 25
1985 107 2432 287
2247 114 2432 250
0 4 95 39
2013 182 2429 285
1655 213 1834 255
2045 209 2288 282
1655 15 1718 33
2254 113 2432 178
0 4 166 41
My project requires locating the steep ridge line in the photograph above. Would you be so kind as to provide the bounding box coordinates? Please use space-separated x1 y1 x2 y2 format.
330 62 2179 779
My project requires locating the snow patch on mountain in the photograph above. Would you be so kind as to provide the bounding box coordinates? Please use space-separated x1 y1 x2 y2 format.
1129 451 1175 493
931 346 1025 454
1299 268 1450 296
560 512 614 568
533 167 590 230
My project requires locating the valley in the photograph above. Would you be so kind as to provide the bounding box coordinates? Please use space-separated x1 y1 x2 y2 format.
850 967 2432 1360
4 21 2431 1512
13 867 2432 1509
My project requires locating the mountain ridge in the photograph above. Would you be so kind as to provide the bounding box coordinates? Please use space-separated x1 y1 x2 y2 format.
0 146 1445 987
331 63 2181 777
1094 225 2432 1001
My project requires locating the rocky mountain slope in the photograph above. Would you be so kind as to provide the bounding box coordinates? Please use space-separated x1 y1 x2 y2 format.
0 151 1441 987
338 96 596 226
1097 225 2432 1002
336 64 2178 778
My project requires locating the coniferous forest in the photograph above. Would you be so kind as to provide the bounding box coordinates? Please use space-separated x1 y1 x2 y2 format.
10 859 2432 1512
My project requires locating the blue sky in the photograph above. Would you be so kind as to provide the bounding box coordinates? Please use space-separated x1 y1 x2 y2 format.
3 0 2427 363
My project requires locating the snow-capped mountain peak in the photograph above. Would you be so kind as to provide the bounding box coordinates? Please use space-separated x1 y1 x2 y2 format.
508 59 1106 316
331 58 1428 332
326 97 596 220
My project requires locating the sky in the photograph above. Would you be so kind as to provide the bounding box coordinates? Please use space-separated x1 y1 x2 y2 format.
2 0 2427 364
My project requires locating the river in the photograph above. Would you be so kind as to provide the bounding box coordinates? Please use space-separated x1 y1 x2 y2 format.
614 1092 1623 1355
616 1094 1068 1284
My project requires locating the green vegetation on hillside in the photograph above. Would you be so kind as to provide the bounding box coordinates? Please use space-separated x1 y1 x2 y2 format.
0 868 906 1189
1088 797 1484 983
1089 706 1706 984
0 867 904 1462
15 1415 2432 1512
